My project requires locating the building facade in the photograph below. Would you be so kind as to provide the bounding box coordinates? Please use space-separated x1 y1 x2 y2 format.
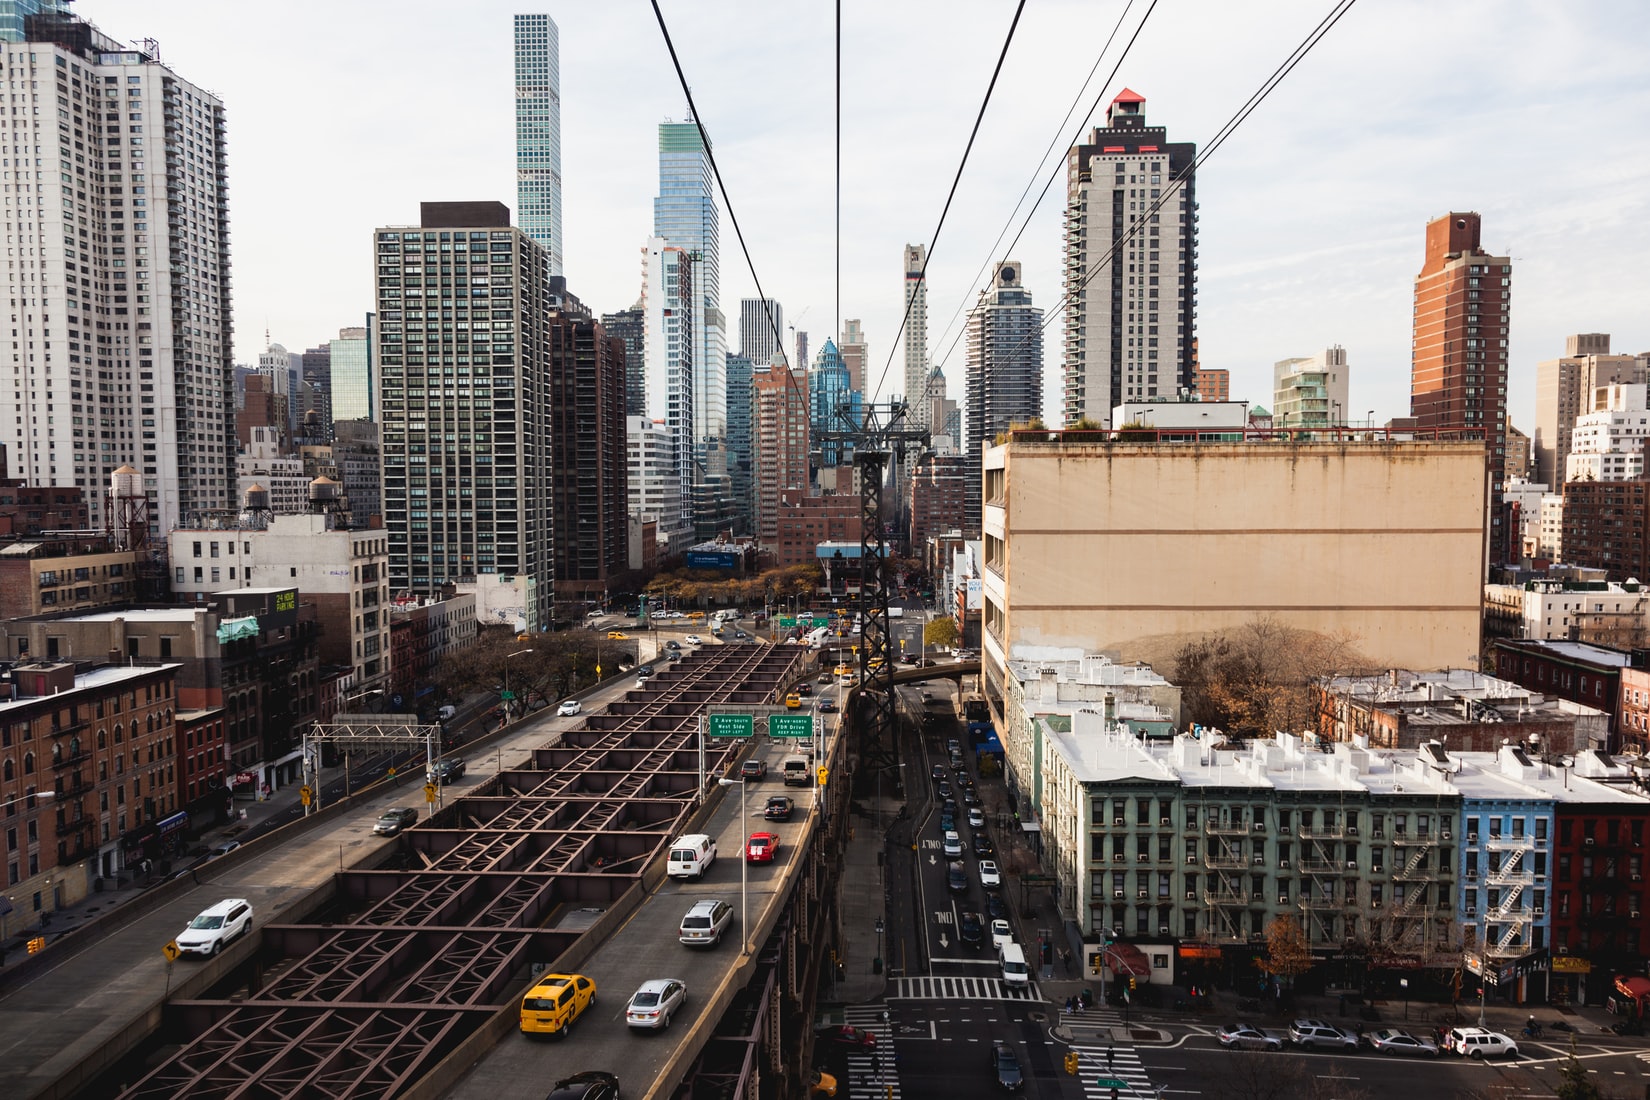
627 415 686 558
642 238 696 551
739 297 783 368
751 360 809 552
1061 90 1197 427
1272 346 1350 428
965 261 1043 538
0 11 232 537
839 319 867 396
600 303 646 419
1562 480 1650 583
1565 383 1650 482
513 13 562 275
374 202 553 630
903 244 929 418
1534 334 1647 489
548 312 629 613
980 436 1488 701
654 118 725 446
329 322 374 424
1193 367 1229 403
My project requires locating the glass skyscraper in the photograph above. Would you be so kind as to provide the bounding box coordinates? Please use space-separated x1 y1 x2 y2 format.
654 118 725 443
514 14 562 275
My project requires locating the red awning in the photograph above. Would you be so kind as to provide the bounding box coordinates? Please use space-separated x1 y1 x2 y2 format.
1105 943 1152 978
1616 976 1650 1002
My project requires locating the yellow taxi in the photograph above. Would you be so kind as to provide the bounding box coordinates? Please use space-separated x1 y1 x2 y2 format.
784 693 802 710
607 631 629 640
687 610 706 620
519 972 597 1038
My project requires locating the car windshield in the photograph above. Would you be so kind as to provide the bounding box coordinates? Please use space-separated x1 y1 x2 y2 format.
632 992 660 1007
377 815 400 825
188 915 225 930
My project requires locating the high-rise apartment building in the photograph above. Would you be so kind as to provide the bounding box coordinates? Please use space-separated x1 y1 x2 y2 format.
0 9 232 536
1273 346 1350 428
654 118 726 444
514 13 562 275
795 331 809 378
1061 90 1197 427
374 202 553 630
547 310 628 613
739 297 783 366
627 415 685 556
840 318 867 395
330 321 374 423
904 244 929 417
599 303 646 418
810 339 855 469
1411 212 1512 481
1533 334 1647 487
642 237 696 551
725 352 754 534
1193 367 1229 403
751 358 809 548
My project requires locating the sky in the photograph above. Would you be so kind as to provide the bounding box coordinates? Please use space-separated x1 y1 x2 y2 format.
108 0 1650 434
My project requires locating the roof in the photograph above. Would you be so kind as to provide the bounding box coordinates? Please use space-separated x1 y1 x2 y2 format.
1111 87 1145 104
0 663 182 715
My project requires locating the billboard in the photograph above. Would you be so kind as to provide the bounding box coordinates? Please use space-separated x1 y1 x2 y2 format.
685 549 739 571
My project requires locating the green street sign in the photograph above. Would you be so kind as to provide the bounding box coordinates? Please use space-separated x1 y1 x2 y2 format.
1095 1079 1129 1090
499 690 516 701
769 714 815 739
778 616 797 628
707 713 754 739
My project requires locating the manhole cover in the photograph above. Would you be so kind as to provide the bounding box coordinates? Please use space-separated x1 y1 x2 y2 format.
1027 1010 1049 1023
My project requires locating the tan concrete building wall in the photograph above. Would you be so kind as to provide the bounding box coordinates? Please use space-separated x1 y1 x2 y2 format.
982 439 1486 673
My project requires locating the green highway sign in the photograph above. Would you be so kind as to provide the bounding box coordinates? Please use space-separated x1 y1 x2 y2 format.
1095 1079 1129 1090
778 616 796 627
707 714 754 739
499 690 516 701
769 714 815 739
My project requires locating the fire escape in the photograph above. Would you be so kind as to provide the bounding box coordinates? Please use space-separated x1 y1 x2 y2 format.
1578 830 1631 955
1482 828 1536 957
1202 810 1259 941
1297 812 1355 944
1388 817 1447 950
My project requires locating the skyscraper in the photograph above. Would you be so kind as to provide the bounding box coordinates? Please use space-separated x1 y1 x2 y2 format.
904 244 929 416
839 319 868 396
654 118 726 443
330 321 375 424
810 339 855 469
642 236 696 552
966 261 1043 535
514 14 563 274
547 308 628 613
752 355 810 548
600 303 647 418
1061 90 1197 427
1410 212 1511 482
740 297 784 365
725 352 754 534
374 201 554 629
0 7 232 536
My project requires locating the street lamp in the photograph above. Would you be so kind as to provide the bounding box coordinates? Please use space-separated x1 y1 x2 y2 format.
503 648 533 721
874 915 884 975
1400 977 1409 1020
717 776 751 956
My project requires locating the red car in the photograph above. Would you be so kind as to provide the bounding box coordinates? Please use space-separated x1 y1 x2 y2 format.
746 831 779 863
816 1024 876 1050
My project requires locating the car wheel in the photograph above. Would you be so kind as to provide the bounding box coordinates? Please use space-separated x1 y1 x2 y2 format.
664 1011 673 1030
212 940 223 956
1469 1049 1483 1059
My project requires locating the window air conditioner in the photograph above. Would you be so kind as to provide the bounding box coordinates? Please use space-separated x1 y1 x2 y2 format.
1253 822 1266 831
1466 869 1478 879
1585 837 1595 846
1634 874 1643 882
1534 907 1544 915
1347 826 1359 836
1347 861 1358 869
1467 833 1478 843
1137 888 1148 898
1186 855 1197 864
1138 853 1149 862
1634 910 1643 919
1159 925 1171 936
1252 891 1264 900
1161 817 1171 827
1185 890 1196 900
1280 859 1291 869
1466 906 1477 915
1114 817 1125 826
1279 895 1290 904
1114 889 1125 898
1442 831 1452 841
1559 946 1569 955
1371 899 1382 909
1253 855 1265 865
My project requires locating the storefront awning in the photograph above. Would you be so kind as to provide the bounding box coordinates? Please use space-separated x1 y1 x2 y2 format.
1104 942 1152 978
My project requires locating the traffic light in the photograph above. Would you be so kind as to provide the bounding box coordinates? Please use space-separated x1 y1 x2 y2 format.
1091 954 1104 975
1063 1051 1079 1076
1128 977 1137 991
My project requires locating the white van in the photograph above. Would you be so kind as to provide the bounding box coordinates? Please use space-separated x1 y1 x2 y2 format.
783 756 810 786
667 833 716 879
999 942 1029 986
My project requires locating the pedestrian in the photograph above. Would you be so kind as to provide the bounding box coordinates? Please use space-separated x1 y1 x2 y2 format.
1064 996 1074 1015
1106 1046 1114 1070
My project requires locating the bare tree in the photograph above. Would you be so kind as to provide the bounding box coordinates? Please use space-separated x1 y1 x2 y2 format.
1173 615 1366 736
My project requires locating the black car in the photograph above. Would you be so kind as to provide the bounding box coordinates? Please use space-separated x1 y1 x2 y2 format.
817 699 838 713
937 781 953 799
986 893 1008 920
988 1041 1024 1091
428 757 466 785
765 795 795 821
973 832 995 857
947 860 969 894
372 806 419 836
959 910 983 950
665 640 681 650
931 764 947 782
545 1071 621 1100
942 798 958 818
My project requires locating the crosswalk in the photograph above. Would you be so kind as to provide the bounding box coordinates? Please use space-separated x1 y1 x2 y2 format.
888 975 1043 1002
839 1005 900 1100
1070 1041 1154 1099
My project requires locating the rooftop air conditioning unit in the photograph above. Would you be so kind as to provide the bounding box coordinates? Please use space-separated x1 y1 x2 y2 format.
1114 889 1125 898
1137 888 1148 898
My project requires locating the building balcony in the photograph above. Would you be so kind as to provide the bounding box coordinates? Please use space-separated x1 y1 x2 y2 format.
1204 853 1250 870
1298 825 1351 840
1390 832 1438 846
1204 820 1253 835
1203 889 1249 906
1299 894 1354 911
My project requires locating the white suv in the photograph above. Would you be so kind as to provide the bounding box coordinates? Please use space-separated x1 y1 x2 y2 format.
678 899 734 947
1288 1019 1358 1051
176 898 253 957
1446 1027 1519 1058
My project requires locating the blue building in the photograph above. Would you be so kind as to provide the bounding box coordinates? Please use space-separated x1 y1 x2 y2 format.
809 339 859 468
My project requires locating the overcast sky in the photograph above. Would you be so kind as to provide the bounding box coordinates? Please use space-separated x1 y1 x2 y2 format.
110 0 1649 433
